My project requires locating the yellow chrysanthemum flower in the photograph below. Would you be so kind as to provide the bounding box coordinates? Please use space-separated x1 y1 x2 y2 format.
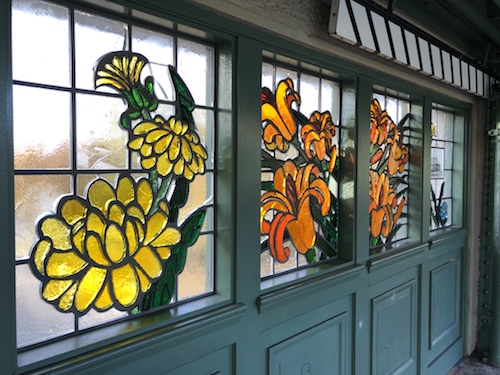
30 176 181 314
95 52 147 92
129 115 208 180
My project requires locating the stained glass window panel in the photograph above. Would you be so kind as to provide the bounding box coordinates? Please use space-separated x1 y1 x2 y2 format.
430 106 462 231
14 0 218 352
369 90 411 254
260 59 341 279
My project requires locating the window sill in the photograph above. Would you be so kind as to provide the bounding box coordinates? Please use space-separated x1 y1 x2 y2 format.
18 295 239 373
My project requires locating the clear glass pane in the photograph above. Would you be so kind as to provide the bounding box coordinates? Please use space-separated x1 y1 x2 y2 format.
12 0 70 86
15 174 72 259
178 39 215 107
75 11 126 90
16 264 75 348
14 85 71 169
177 235 213 300
76 93 128 169
132 26 174 101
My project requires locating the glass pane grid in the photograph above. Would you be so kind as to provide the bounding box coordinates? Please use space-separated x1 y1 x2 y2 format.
369 90 411 255
13 0 217 350
261 59 342 280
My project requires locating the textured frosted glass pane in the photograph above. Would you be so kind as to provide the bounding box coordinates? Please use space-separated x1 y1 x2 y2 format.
385 97 398 121
178 39 215 107
192 108 215 169
273 240 297 273
262 62 274 89
12 0 70 86
76 94 127 169
132 26 174 101
398 100 410 124
299 74 320 118
322 80 341 124
445 142 453 170
15 174 71 259
260 251 272 278
444 112 454 141
178 235 213 300
75 11 126 90
202 206 214 232
178 173 214 226
275 67 297 86
78 308 127 330
16 264 75 348
14 85 71 169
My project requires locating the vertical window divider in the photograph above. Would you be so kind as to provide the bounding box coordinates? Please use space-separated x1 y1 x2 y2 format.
1 0 17 372
355 76 372 266
421 96 432 245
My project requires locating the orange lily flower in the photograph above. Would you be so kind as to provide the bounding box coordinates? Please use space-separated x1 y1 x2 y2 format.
261 161 331 262
300 111 336 160
369 171 405 238
370 99 391 145
262 79 300 152
387 141 409 175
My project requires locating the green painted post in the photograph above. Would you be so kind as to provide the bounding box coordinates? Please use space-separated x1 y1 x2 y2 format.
0 0 17 373
489 96 500 367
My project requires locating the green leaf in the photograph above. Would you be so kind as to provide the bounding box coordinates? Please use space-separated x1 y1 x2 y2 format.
291 109 309 126
141 258 176 311
305 248 317 263
169 65 195 123
315 235 337 258
181 208 207 247
169 178 190 222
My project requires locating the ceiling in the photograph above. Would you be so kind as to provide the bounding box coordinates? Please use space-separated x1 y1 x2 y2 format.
369 0 500 79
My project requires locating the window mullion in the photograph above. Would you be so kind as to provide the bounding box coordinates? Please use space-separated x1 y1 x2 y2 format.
1 0 17 373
